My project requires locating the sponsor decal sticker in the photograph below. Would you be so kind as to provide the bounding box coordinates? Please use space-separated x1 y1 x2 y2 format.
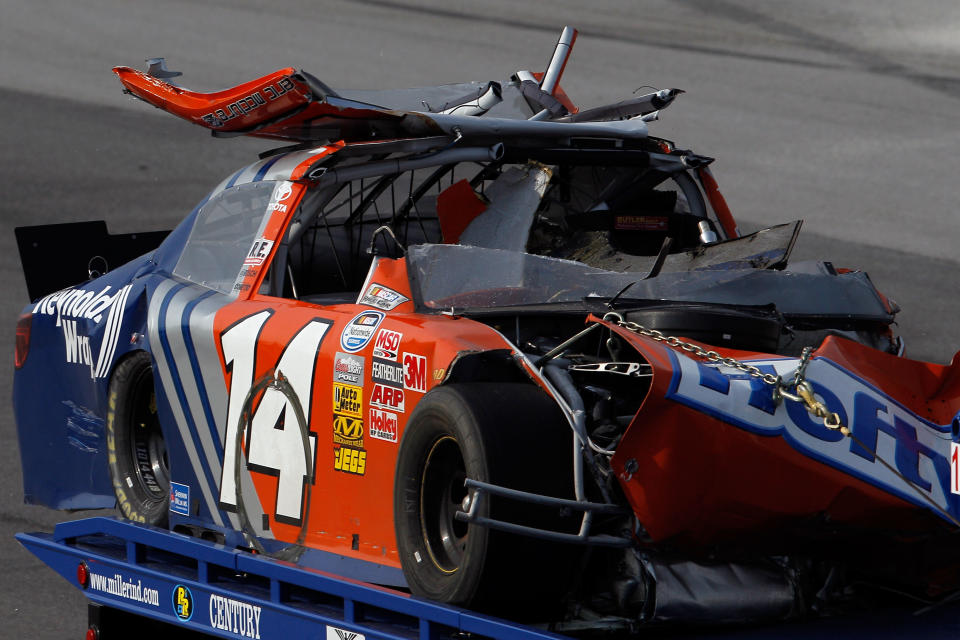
333 383 363 418
369 408 398 443
358 283 409 311
614 215 669 231
372 328 403 360
88 571 160 607
371 358 404 387
173 584 194 621
200 76 297 128
333 413 364 447
333 351 365 384
334 444 366 475
340 311 385 353
169 481 190 516
33 283 132 379
952 442 960 496
209 592 263 639
370 383 405 412
244 238 275 266
402 352 427 393
327 625 366 640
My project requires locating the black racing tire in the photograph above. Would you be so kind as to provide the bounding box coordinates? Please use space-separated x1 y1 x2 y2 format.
394 383 580 619
106 351 169 526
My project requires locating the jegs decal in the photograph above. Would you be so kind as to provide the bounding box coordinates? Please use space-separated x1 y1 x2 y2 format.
219 311 332 526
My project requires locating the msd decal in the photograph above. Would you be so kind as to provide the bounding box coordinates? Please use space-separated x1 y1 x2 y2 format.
372 328 402 360
33 283 132 378
667 352 958 521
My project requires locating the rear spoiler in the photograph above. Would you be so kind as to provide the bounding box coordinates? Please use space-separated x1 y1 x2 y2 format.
113 27 676 146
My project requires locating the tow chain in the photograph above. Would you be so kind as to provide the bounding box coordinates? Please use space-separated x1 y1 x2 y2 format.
603 312 960 528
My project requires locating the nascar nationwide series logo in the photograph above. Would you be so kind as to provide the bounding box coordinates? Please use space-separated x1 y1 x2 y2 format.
32 283 132 379
340 311 384 353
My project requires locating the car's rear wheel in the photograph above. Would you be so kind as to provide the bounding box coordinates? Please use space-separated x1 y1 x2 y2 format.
394 383 579 619
106 351 169 526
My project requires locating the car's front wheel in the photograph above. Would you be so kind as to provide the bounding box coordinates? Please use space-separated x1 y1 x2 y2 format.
394 383 578 619
106 351 169 526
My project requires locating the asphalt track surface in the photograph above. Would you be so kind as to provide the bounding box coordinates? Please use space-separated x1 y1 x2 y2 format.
2 2 960 637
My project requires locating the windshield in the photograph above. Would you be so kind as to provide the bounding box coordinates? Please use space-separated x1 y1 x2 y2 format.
406 244 893 320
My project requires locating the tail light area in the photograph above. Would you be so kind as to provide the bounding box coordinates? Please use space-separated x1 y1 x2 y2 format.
15 313 31 369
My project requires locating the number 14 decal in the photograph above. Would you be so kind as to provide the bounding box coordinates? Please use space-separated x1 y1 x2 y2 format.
219 311 332 526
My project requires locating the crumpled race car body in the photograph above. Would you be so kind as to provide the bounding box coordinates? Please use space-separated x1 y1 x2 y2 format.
14 30 960 630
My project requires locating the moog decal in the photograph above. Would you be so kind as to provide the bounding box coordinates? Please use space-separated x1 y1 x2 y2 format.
667 352 958 520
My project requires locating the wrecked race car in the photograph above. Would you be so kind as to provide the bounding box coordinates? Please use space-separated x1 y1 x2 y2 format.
13 28 960 633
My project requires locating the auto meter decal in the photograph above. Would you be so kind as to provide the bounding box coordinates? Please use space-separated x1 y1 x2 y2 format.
358 283 409 311
340 310 384 353
333 383 363 418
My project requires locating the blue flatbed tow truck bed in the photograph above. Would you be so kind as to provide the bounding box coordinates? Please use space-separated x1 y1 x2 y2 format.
16 517 960 639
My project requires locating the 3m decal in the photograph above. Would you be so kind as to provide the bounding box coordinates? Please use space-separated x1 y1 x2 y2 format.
209 593 263 639
371 358 403 387
327 625 366 640
402 352 427 393
33 283 132 378
370 383 405 412
340 310 384 353
333 383 363 418
334 445 366 475
334 351 364 385
667 353 957 520
173 584 194 621
358 283 409 311
243 238 275 266
372 328 402 360
169 481 190 516
333 413 364 447
88 571 160 607
369 408 398 443
220 312 331 526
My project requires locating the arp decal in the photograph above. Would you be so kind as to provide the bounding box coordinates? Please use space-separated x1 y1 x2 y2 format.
333 351 364 385
358 283 409 311
369 408 398 443
372 328 402 360
371 358 403 387
334 444 366 476
33 283 132 379
340 311 384 353
402 352 427 393
333 383 363 418
209 593 263 639
169 481 190 516
667 353 957 519
370 383 405 413
173 584 194 621
219 312 331 526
